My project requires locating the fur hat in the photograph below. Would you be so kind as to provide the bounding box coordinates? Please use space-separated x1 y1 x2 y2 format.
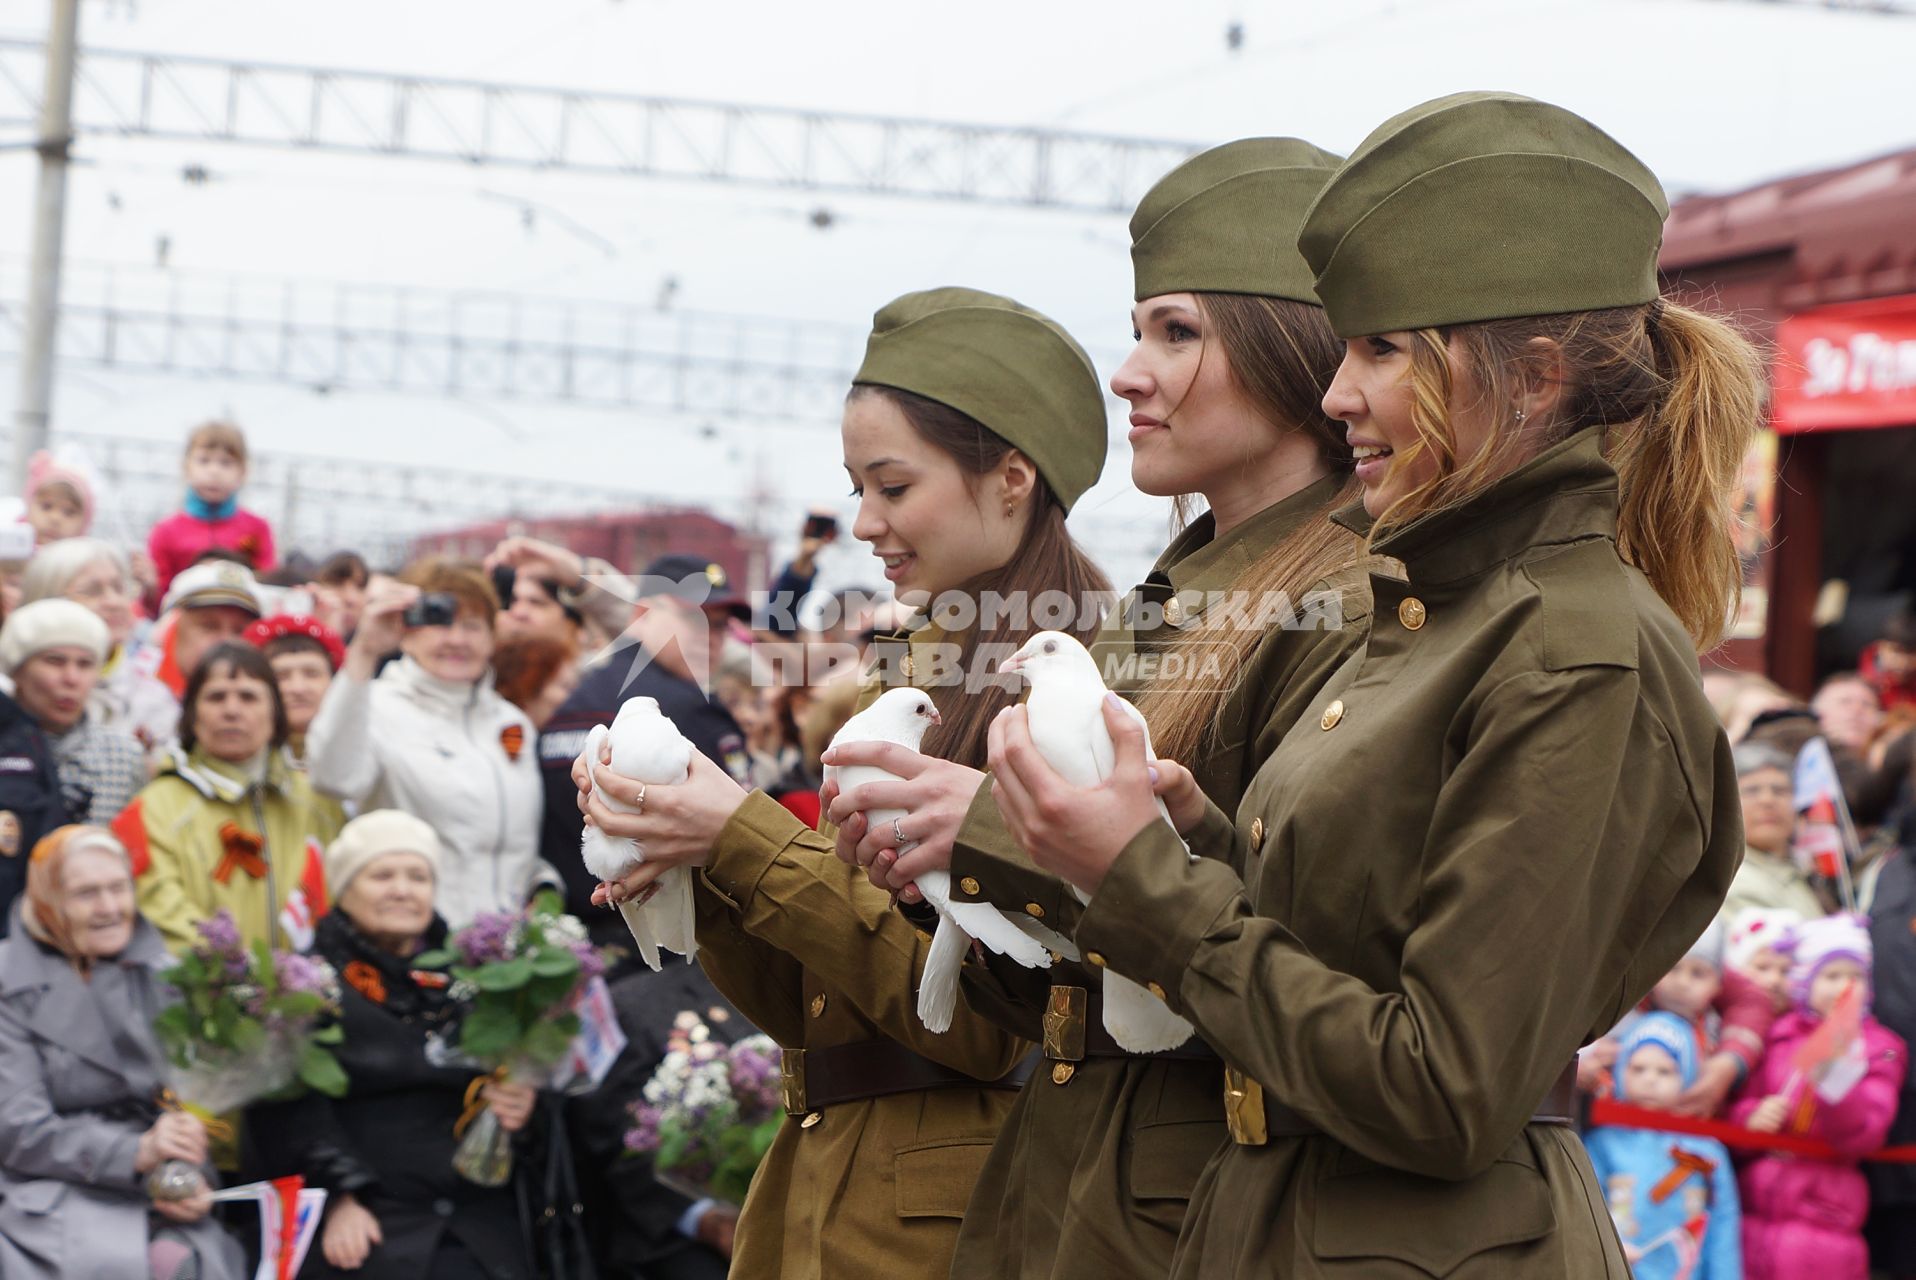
0 598 111 675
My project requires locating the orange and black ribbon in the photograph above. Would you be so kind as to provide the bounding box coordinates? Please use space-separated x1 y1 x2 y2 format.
454 1068 509 1139
213 823 267 884
1649 1147 1718 1202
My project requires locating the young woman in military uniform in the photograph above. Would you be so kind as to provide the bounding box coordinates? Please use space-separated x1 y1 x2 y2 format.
828 139 1373 1278
573 287 1110 1280
989 93 1759 1277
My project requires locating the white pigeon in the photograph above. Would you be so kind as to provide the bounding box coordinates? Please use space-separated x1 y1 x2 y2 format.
824 686 1062 1033
581 697 698 971
1001 630 1197 1053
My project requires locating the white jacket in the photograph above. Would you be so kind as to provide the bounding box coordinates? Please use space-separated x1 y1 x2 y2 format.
306 656 557 928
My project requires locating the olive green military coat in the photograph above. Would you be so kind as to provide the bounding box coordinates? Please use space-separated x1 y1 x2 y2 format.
947 476 1372 1278
690 619 1029 1280
1074 431 1743 1278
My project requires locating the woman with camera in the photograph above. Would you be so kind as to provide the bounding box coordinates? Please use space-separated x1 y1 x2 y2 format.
307 558 558 929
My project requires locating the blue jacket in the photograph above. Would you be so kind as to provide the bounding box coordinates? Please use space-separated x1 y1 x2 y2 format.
0 691 69 935
1585 1124 1741 1280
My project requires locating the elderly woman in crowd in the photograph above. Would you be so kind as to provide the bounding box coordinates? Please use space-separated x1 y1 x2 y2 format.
256 809 537 1280
20 537 180 751
0 825 244 1280
0 599 146 825
114 641 338 952
1721 740 1828 921
307 558 555 928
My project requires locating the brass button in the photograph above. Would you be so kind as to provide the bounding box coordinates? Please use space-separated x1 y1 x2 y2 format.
1024 902 1045 920
809 994 826 1018
901 653 916 678
1398 597 1427 631
1319 699 1344 731
1047 950 1064 965
959 877 981 896
1051 1062 1076 1086
1249 818 1265 851
801 1111 822 1129
1147 981 1168 1001
1163 596 1185 626
1085 951 1107 968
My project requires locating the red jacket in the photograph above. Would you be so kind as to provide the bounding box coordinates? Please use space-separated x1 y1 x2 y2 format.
147 507 277 598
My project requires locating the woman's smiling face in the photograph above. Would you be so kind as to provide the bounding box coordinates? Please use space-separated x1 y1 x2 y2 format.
842 391 1026 604
1320 331 1500 519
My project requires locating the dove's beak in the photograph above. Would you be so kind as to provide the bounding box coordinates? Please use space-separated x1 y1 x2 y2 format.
1000 652 1027 675
928 706 943 726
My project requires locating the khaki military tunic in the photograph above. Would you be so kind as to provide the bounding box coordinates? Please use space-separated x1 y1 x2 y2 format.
946 476 1372 1278
1074 431 1743 1278
691 619 1030 1280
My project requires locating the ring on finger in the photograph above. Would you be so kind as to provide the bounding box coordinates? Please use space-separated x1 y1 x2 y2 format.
891 817 907 847
633 782 647 811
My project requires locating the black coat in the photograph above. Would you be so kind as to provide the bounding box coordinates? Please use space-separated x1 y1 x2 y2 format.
253 911 534 1280
0 692 70 936
1869 846 1916 1209
565 959 751 1280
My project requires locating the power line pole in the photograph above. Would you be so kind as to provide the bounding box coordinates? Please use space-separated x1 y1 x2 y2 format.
9 0 79 491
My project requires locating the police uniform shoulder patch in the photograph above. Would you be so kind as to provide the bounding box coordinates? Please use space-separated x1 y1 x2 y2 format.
0 811 21 857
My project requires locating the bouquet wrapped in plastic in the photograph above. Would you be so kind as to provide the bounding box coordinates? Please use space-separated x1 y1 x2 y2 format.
149 910 348 1198
624 1013 782 1206
417 894 606 1185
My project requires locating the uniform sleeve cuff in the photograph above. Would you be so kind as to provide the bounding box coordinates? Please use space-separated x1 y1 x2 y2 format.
706 790 808 910
950 777 1076 931
1075 817 1246 1010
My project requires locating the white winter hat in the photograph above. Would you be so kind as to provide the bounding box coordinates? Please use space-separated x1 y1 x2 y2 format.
0 598 110 675
325 809 442 897
1789 912 1873 1008
1682 915 1726 972
1726 908 1802 975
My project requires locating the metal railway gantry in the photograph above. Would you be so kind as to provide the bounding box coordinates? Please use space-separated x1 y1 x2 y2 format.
0 40 1201 214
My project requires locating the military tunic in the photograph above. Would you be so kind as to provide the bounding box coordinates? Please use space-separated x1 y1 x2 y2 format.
1074 431 1743 1277
947 475 1372 1278
689 619 1030 1280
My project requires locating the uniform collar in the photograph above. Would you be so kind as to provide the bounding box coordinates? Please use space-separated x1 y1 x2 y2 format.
1333 428 1619 589
1149 471 1347 598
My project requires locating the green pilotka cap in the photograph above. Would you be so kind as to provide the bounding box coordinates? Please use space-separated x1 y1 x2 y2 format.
1130 137 1344 303
852 287 1107 512
1298 92 1669 338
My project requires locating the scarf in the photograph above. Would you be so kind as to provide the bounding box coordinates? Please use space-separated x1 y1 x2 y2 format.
315 908 456 1023
22 825 134 979
184 491 239 522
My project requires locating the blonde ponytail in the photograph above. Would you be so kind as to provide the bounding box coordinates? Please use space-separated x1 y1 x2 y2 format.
1395 301 1765 653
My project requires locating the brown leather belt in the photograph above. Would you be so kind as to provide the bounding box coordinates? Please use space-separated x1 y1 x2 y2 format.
780 1040 1032 1118
1042 985 1222 1064
1225 1057 1581 1145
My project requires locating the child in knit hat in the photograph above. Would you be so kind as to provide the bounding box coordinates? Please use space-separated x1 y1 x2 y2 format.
1726 907 1801 1016
22 449 94 546
1731 914 1908 1280
1585 1010 1742 1279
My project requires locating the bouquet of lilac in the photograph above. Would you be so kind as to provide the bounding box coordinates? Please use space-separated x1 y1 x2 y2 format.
624 1013 783 1206
416 894 607 1185
148 910 347 1199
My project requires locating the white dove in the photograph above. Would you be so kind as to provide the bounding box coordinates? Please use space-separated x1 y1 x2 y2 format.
581 697 698 971
825 686 1063 1034
1001 630 1197 1053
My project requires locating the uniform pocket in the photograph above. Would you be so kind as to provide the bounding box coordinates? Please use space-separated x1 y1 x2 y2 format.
1310 1138 1557 1277
1128 1119 1226 1202
894 1138 994 1220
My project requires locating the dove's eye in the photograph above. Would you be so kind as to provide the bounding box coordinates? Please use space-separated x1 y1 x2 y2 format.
1043 641 1057 654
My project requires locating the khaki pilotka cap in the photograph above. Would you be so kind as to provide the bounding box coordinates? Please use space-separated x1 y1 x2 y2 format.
1130 137 1343 303
852 287 1106 512
1298 91 1669 338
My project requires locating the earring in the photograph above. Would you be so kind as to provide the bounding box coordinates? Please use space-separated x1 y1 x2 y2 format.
1514 410 1528 425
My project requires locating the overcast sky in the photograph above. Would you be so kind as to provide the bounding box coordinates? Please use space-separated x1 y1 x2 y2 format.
3 0 1913 588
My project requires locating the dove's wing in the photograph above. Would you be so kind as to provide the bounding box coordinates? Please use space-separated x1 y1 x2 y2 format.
917 914 970 1034
1101 971 1195 1052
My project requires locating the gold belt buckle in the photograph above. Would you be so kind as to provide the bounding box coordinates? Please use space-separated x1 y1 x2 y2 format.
779 1048 808 1117
1042 986 1087 1062
1223 1066 1268 1146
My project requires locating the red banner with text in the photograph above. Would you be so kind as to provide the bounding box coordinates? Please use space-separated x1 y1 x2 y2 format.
1773 293 1916 433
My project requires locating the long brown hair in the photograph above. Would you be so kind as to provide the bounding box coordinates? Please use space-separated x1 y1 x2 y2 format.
852 386 1111 770
1133 293 1362 766
1389 300 1761 650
